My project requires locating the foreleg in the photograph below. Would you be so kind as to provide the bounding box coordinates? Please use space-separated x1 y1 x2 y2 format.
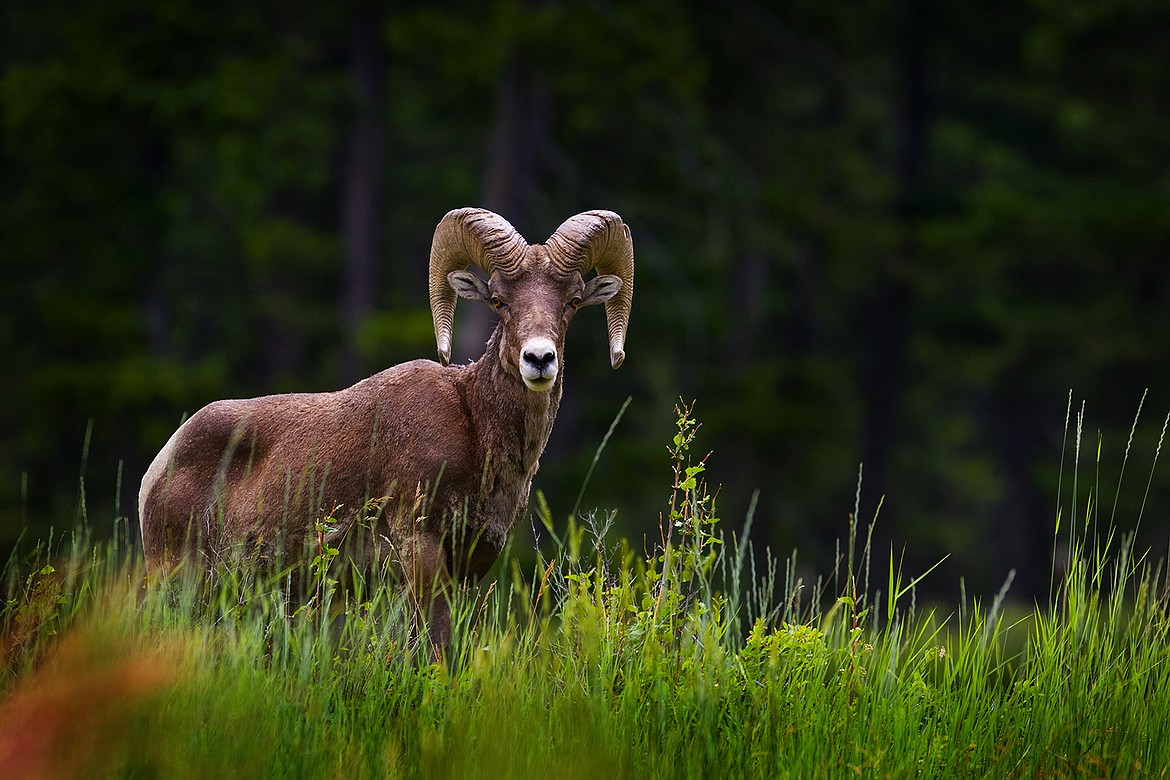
398 532 452 660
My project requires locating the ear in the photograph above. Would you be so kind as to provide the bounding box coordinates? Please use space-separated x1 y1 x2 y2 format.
448 270 490 301
580 274 623 307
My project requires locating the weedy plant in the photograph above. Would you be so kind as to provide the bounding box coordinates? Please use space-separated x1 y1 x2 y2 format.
2 396 1170 778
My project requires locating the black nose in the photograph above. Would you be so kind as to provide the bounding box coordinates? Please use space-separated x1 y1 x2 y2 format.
523 349 556 369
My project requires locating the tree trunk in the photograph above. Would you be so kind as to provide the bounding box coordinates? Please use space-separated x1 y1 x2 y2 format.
339 7 384 384
453 56 551 362
857 0 929 517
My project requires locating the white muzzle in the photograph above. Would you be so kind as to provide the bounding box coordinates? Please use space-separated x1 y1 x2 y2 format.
519 337 558 391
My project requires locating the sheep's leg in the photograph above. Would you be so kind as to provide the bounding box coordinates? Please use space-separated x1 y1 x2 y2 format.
400 532 452 660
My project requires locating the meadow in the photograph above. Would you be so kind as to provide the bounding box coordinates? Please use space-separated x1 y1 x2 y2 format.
3 400 1169 778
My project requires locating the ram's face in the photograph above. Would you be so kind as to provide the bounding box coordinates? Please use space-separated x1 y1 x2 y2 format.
448 259 622 392
493 269 574 392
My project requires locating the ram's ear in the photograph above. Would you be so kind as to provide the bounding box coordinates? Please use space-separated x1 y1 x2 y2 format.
580 274 622 307
447 270 490 301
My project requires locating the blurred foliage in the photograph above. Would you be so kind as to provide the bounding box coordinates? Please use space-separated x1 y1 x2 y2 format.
2 0 1169 598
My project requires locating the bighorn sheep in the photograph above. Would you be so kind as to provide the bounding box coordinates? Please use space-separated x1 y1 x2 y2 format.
138 208 633 651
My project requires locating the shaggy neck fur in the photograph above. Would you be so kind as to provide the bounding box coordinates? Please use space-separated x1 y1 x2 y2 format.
459 326 562 557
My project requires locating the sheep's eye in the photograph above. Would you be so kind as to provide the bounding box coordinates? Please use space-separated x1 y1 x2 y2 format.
567 296 582 309
490 296 506 311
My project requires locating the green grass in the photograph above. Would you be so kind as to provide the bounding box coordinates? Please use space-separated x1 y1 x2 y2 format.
3 399 1170 778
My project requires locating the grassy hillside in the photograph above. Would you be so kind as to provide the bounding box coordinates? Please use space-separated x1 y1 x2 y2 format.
3 402 1169 778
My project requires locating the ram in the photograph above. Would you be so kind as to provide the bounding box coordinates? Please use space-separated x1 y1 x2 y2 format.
138 208 634 651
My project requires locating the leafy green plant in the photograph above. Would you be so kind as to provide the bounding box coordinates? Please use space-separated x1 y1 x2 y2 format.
305 509 341 610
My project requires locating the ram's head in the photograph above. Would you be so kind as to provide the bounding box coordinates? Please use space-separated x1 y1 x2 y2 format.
428 209 635 390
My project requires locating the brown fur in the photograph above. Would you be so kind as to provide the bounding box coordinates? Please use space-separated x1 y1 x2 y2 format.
138 266 604 652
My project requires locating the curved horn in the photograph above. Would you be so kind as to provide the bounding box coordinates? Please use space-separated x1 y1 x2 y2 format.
428 208 528 365
545 210 635 369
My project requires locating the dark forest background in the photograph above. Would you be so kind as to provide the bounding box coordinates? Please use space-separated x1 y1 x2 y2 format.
3 0 1169 601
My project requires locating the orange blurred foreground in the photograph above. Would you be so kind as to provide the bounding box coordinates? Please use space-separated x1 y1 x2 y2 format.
0 632 180 780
